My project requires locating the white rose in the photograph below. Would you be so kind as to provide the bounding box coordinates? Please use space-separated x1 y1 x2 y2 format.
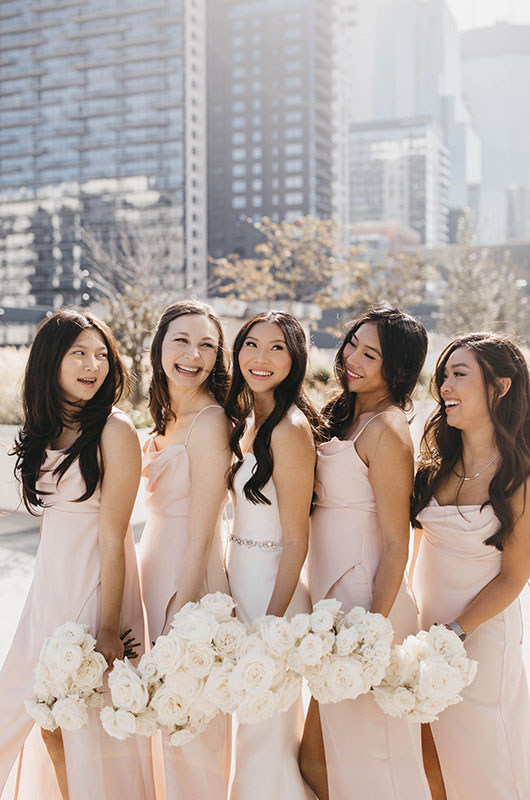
424 625 466 660
171 610 219 644
135 708 159 737
237 634 267 658
229 652 276 695
71 651 107 690
169 727 197 747
310 609 335 634
52 696 88 731
343 606 368 629
199 592 236 621
183 642 215 679
53 622 90 646
270 656 287 689
151 635 185 675
79 632 96 657
256 616 295 655
417 658 465 703
287 649 305 675
381 647 410 688
170 601 199 626
137 654 160 684
164 669 201 700
336 627 358 656
313 598 343 618
289 614 311 640
114 708 137 736
361 613 394 646
187 698 218 729
327 656 365 702
100 706 129 740
296 634 324 667
25 700 57 731
150 687 189 727
310 683 334 704
449 654 478 687
33 663 55 702
108 659 149 714
85 692 104 708
236 691 278 725
304 655 332 688
373 686 416 718
320 631 335 656
213 620 247 659
204 664 239 713
276 672 302 713
47 642 84 678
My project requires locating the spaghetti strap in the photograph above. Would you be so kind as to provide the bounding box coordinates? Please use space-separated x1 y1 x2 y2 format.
352 411 388 444
184 404 223 446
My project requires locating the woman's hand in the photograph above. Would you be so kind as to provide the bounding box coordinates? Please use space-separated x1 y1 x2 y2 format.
97 628 124 668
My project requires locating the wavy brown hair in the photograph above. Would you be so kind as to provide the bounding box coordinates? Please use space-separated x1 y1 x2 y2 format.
225 310 321 505
322 306 428 440
412 333 530 550
12 309 127 513
148 300 229 435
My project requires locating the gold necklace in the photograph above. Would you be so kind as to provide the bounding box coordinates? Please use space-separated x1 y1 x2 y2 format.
453 453 500 481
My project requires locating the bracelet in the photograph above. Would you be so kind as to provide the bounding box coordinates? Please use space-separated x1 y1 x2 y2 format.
446 620 467 641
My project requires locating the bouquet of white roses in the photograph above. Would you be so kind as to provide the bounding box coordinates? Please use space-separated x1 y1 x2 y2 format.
102 592 245 746
287 600 394 704
230 614 302 725
372 624 478 723
25 621 107 732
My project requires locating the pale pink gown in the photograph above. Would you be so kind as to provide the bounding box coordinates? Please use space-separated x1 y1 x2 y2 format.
226 452 314 800
414 500 530 799
137 405 231 800
0 410 154 800
307 418 430 800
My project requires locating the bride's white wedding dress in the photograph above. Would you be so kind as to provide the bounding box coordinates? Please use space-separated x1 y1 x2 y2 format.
226 453 314 800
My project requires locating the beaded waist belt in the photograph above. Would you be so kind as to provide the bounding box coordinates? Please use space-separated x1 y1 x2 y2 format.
228 533 282 551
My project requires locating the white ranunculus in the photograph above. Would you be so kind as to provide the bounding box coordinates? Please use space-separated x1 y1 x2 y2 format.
199 592 236 621
100 706 129 740
108 659 149 714
150 687 189 727
171 610 219 644
417 658 465 703
276 672 302 713
313 598 343 619
213 620 247 659
236 691 278 725
204 664 239 713
183 642 215 679
164 669 201 700
310 608 335 634
296 634 324 667
25 700 57 731
327 656 364 702
114 708 137 736
229 652 276 695
187 698 218 729
137 653 160 684
71 651 107 690
373 686 417 717
52 696 88 731
237 633 267 658
135 708 159 737
169 727 197 747
151 635 185 675
289 614 311 640
256 616 296 655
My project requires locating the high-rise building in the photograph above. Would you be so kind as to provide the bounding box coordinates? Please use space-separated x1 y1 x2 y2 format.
346 0 481 241
349 118 450 247
507 185 530 242
0 0 206 308
462 22 530 242
207 0 336 260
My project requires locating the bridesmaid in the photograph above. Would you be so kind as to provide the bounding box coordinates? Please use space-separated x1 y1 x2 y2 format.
301 305 431 800
0 309 154 800
224 310 319 800
411 332 530 799
137 300 232 800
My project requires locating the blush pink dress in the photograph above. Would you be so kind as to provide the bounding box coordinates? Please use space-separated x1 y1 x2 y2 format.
0 410 154 800
413 500 530 799
137 405 231 800
226 452 314 800
307 417 430 800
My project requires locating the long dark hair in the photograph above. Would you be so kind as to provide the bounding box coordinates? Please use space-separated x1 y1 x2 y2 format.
13 309 126 513
322 306 428 440
225 310 321 505
148 300 229 435
412 333 530 550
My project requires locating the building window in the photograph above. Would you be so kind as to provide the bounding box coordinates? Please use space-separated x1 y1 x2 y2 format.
252 195 263 207
252 99 262 110
285 192 304 205
232 164 246 176
285 126 303 140
232 196 246 209
232 147 246 161
252 163 262 175
252 146 263 158
232 82 245 95
232 180 246 192
252 178 263 191
285 143 303 156
285 110 303 124
232 51 245 63
232 100 246 112
252 114 262 126
232 132 246 144
285 175 303 189
285 76 302 88
252 131 262 142
285 158 303 172
232 116 246 129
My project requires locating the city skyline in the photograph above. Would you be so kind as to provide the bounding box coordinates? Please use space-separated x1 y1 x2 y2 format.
446 0 530 30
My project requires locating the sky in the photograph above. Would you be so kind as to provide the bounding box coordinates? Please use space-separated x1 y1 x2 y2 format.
446 0 530 30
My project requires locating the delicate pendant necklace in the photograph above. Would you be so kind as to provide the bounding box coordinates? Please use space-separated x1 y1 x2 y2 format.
453 453 500 481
